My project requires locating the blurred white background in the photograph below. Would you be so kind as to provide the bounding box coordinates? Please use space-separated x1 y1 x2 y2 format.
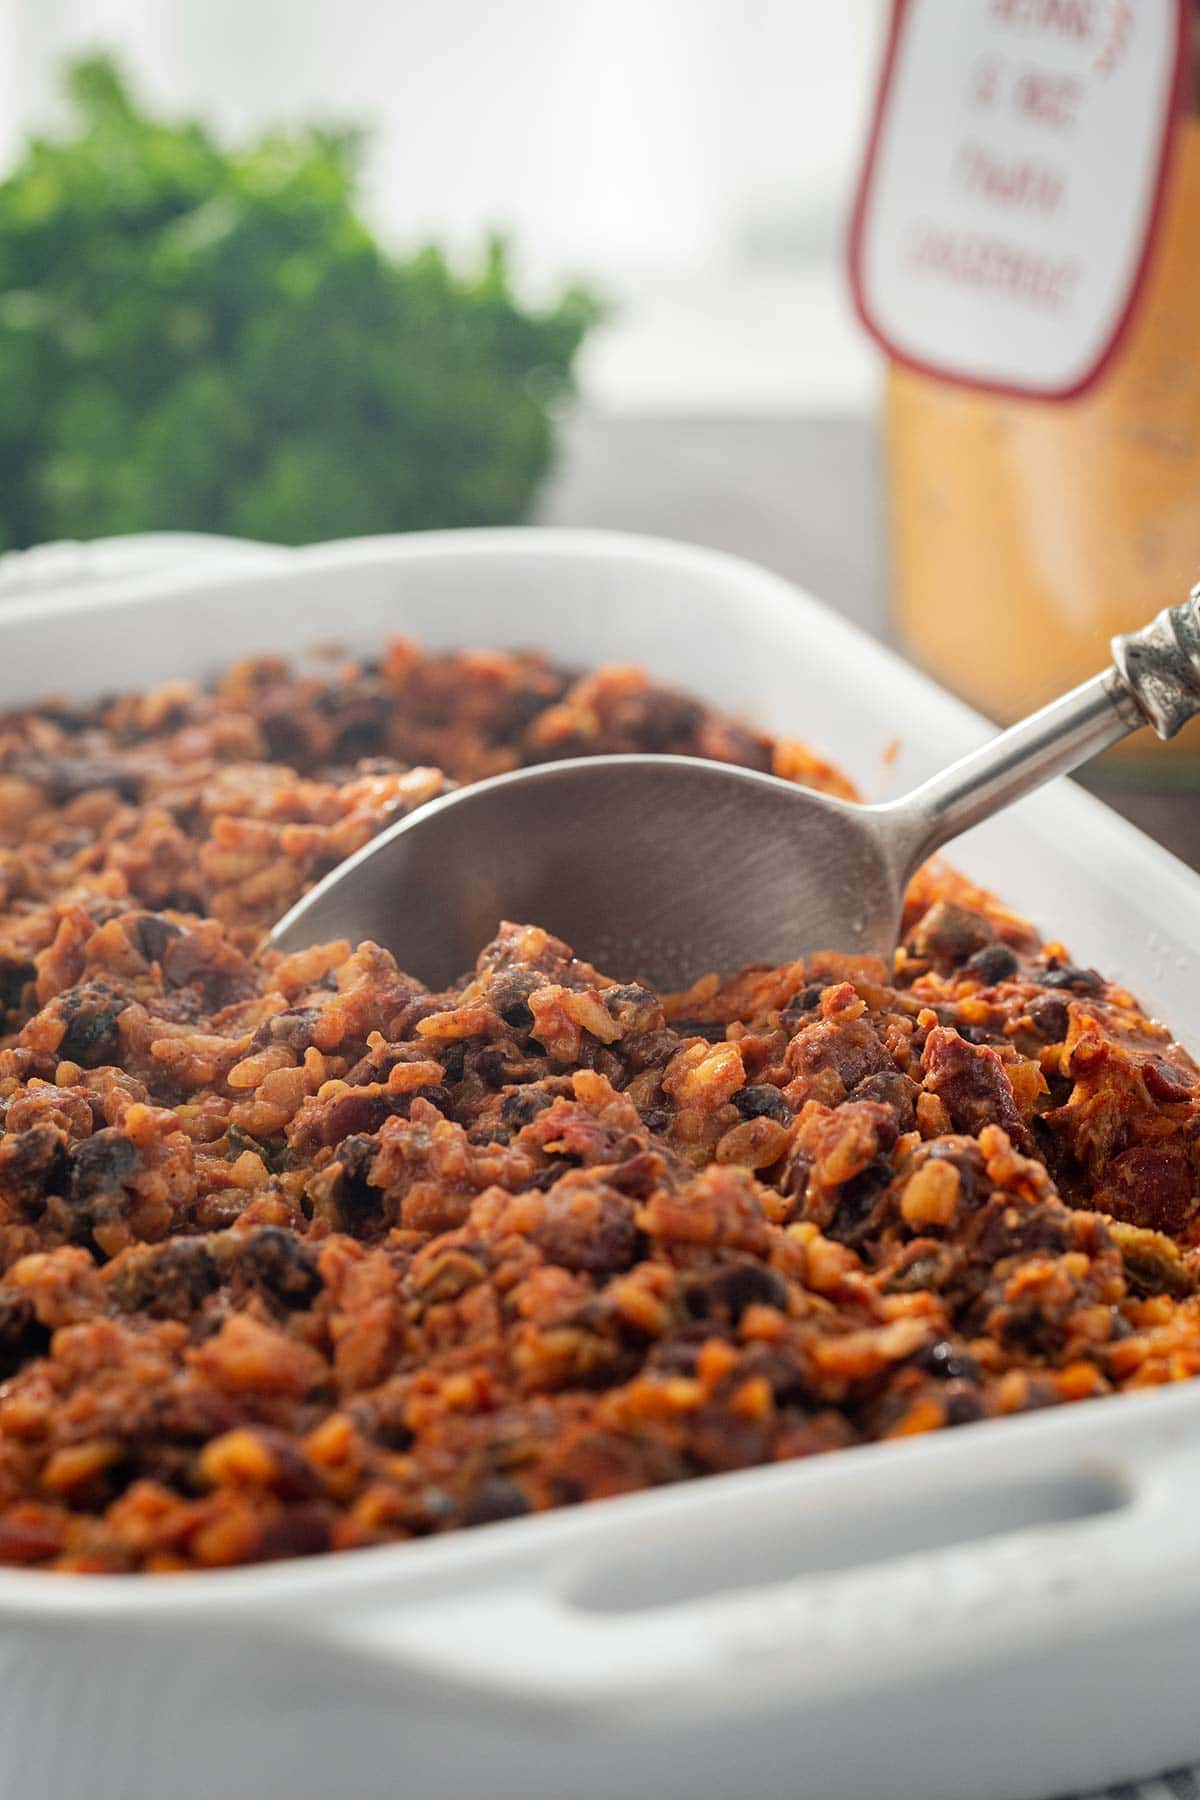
4 2 1195 880
0 0 886 412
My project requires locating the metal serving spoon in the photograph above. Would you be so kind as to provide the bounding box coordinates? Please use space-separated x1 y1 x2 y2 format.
271 594 1200 990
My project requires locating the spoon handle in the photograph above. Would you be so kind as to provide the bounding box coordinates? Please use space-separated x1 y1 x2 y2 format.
887 588 1200 868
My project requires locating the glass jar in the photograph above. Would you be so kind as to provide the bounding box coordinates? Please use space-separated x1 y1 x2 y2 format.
888 23 1200 771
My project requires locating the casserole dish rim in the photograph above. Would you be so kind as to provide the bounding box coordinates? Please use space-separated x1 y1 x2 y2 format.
0 523 1197 1671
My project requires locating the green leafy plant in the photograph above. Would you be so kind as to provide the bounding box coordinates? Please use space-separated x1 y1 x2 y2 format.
0 56 600 548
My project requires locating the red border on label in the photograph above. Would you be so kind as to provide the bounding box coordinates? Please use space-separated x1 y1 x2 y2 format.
847 0 1191 402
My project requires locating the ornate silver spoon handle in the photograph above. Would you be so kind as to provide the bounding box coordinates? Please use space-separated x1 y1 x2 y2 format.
881 587 1200 870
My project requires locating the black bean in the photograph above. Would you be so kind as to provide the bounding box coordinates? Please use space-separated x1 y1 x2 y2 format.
976 1195 1070 1263
943 1385 986 1426
248 1006 322 1057
127 913 183 965
916 1338 981 1384
0 1292 50 1378
333 721 387 763
669 1019 729 1043
9 752 141 803
964 943 1019 983
957 1023 1002 1046
463 1478 532 1527
528 1159 574 1192
1028 994 1070 1042
0 957 33 1014
1039 962 1104 994
638 1106 673 1133
847 1072 916 1137
999 1307 1064 1358
106 1239 220 1319
733 1084 791 1123
604 983 656 1009
923 1141 985 1206
0 1124 68 1220
782 985 826 1026
230 1227 322 1310
258 710 310 764
907 901 995 969
68 1129 137 1209
57 984 125 1067
472 1046 529 1089
685 1261 789 1324
487 968 542 1032
830 1160 893 1245
501 1087 554 1129
34 702 90 733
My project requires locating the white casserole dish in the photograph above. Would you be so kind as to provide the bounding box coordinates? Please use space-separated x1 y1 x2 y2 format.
1 528 1199 1800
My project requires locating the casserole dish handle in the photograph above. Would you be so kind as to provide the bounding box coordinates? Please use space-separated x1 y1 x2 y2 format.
313 1440 1200 1725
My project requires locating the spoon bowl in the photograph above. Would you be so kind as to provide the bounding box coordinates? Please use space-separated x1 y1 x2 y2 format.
271 594 1200 988
272 755 912 990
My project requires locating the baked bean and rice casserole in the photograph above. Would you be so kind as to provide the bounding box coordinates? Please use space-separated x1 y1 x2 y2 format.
0 640 1196 1573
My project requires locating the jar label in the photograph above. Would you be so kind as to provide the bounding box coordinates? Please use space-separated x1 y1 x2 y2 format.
849 0 1189 398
